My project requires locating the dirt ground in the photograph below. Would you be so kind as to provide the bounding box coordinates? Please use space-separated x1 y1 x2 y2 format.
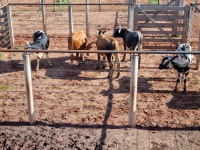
0 0 200 149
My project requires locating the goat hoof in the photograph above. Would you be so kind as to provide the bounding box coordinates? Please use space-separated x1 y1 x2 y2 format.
183 89 187 94
116 73 120 78
107 74 112 79
96 66 100 70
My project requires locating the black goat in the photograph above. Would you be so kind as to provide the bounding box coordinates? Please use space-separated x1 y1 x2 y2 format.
112 26 143 63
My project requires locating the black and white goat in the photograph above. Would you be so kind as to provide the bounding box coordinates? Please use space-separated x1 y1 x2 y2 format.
112 26 143 62
24 30 52 71
159 43 193 93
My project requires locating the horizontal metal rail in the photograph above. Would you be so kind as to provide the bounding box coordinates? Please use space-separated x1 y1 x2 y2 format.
0 49 200 54
9 3 131 6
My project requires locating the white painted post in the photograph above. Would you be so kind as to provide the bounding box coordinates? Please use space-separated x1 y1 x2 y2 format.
196 31 200 70
39 0 42 11
128 0 135 31
54 0 56 12
86 0 90 37
22 52 36 125
129 54 138 128
68 0 73 35
41 0 47 34
98 0 101 12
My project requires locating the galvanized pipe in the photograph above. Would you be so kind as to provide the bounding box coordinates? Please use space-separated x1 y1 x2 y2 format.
68 0 73 35
1 49 200 54
22 52 36 125
129 54 138 128
41 0 47 34
8 2 130 6
196 31 200 70
86 0 90 37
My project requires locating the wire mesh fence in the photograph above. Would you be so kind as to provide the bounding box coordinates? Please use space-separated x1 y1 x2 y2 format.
0 5 12 49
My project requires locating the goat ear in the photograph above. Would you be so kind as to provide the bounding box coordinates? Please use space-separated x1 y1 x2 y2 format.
164 54 170 58
97 30 100 35
103 30 107 34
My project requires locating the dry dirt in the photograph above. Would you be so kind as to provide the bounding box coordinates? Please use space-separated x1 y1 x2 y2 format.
0 0 200 149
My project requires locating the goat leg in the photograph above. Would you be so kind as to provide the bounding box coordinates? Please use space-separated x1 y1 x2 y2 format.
70 53 74 66
121 45 127 62
102 56 106 69
36 57 40 72
46 53 52 67
96 53 101 70
107 61 113 78
183 72 189 93
174 73 180 92
107 56 113 78
115 53 120 78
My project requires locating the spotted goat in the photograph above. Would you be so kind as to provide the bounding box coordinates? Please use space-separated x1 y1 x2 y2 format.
159 43 193 93
24 30 52 71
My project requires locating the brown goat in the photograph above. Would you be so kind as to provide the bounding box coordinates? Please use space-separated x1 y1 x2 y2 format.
68 30 94 66
96 28 120 78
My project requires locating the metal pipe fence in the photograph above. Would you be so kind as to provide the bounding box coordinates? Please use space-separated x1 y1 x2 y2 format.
0 50 200 127
0 1 200 128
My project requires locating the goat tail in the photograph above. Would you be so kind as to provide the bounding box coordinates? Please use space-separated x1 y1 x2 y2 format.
137 30 143 51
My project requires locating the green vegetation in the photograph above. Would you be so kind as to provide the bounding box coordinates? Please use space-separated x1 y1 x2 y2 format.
14 45 21 50
0 85 9 91
55 0 68 4
53 0 69 12
149 0 159 5
0 53 2 60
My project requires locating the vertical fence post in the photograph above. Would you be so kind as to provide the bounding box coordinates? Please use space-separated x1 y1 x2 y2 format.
54 0 56 12
22 52 36 125
41 0 47 34
68 0 73 35
86 0 90 37
98 0 101 12
129 54 138 127
128 0 135 31
196 31 200 70
6 5 14 49
39 0 42 10
187 6 195 44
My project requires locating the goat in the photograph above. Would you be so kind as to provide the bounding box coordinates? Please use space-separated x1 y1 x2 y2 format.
112 26 143 63
68 30 94 66
24 30 52 71
96 28 120 78
159 44 193 93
